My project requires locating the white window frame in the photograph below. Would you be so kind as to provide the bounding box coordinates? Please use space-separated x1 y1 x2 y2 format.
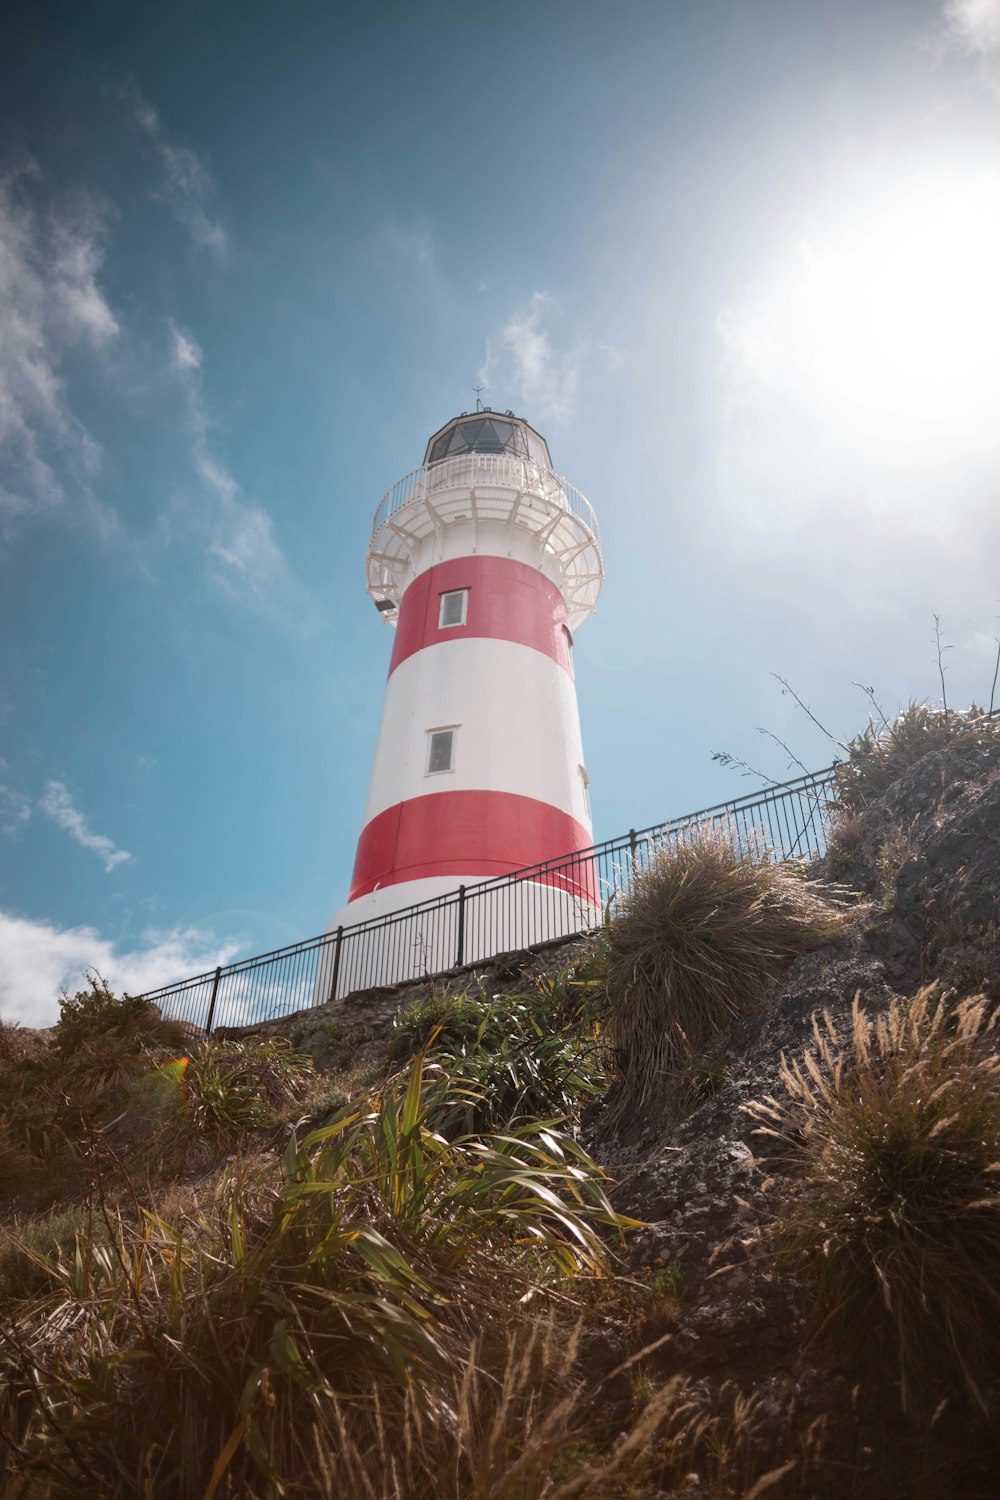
438 589 468 629
426 726 458 775
578 764 591 817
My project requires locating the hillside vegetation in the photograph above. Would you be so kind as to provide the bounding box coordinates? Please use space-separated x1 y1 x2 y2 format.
2 705 1000 1498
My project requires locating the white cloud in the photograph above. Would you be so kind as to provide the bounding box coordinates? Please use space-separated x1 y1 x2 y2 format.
169 320 202 370
0 165 118 533
40 780 133 873
169 324 297 609
0 909 238 1027
132 93 228 258
207 496 290 602
943 0 1000 57
479 292 585 426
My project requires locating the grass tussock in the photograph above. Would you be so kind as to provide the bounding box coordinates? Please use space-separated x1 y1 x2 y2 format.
603 828 848 1126
834 702 1000 812
749 988 1000 1413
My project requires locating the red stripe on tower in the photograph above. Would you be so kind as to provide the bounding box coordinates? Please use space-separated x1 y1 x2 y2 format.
348 790 597 901
389 556 574 678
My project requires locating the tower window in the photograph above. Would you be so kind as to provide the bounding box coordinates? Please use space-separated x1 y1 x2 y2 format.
427 728 456 775
439 589 468 628
579 764 591 817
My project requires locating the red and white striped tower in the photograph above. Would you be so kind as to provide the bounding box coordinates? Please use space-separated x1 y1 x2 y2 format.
327 410 603 982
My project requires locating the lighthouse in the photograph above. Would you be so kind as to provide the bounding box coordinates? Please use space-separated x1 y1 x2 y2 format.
325 409 603 992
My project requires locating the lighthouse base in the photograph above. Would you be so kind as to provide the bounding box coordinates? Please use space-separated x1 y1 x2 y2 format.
316 875 601 1002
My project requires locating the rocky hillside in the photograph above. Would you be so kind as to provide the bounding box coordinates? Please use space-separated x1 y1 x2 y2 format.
2 709 999 1498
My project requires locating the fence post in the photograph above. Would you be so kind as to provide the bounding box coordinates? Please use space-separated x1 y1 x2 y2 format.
205 966 222 1034
629 828 638 869
456 885 466 967
326 926 343 1006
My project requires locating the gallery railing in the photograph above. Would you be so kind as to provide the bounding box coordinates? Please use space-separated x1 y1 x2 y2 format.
141 766 837 1033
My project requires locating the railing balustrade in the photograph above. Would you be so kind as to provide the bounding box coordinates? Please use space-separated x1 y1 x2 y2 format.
140 767 838 1033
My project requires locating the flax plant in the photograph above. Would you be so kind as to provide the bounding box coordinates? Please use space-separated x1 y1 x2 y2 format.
0 1053 630 1497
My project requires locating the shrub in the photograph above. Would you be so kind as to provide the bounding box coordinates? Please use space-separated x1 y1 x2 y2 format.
0 1128 35 1202
55 976 190 1053
603 828 848 1125
749 989 1000 1412
833 702 1000 812
0 1019 39 1066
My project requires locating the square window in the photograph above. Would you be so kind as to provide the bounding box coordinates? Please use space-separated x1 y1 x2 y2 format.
427 728 455 774
439 589 468 628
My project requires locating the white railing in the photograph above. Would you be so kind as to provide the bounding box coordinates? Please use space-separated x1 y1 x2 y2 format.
370 453 601 550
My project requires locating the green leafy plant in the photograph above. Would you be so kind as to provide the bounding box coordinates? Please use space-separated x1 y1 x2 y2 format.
431 1027 606 1137
0 1205 110 1309
174 1037 315 1145
388 982 497 1061
603 827 848 1126
0 1052 633 1497
749 988 1000 1412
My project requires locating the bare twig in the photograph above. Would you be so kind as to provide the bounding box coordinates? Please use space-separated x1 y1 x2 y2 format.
852 682 891 733
932 614 952 718
710 750 782 787
756 727 810 778
990 638 999 718
771 676 850 752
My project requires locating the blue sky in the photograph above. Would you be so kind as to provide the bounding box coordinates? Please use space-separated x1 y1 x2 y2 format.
3 0 1000 1022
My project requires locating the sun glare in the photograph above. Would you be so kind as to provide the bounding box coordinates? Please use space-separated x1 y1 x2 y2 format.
724 163 1000 476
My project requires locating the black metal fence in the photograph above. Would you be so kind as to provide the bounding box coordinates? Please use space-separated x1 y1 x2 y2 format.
142 767 837 1033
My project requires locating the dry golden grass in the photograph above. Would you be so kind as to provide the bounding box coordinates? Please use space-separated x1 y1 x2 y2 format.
834 702 1000 813
603 828 848 1127
750 988 1000 1413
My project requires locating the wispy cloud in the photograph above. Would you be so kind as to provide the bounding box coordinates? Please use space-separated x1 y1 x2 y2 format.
131 91 228 258
0 909 238 1027
169 320 202 370
943 0 1000 57
479 292 586 427
377 215 448 298
168 322 297 610
40 780 132 873
0 784 30 835
0 164 118 536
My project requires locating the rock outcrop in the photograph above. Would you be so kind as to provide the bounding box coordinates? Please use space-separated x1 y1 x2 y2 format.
594 737 1000 1485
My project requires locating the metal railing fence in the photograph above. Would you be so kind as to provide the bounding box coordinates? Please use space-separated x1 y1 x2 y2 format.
141 767 837 1033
